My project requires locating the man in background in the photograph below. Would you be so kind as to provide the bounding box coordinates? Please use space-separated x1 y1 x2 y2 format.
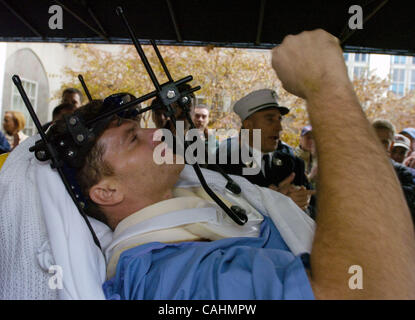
62 88 84 109
372 119 415 222
215 89 315 213
391 134 411 164
400 128 415 168
192 104 218 158
295 125 317 185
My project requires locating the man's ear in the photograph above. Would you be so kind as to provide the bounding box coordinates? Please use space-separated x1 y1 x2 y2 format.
89 178 124 206
242 118 252 130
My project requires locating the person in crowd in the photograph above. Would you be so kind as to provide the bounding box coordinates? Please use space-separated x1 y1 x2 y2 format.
0 130 11 154
2 110 28 150
400 128 415 168
295 125 318 185
62 88 84 108
400 128 415 153
151 83 195 135
372 119 415 222
46 29 415 300
191 104 219 158
42 103 78 132
391 134 411 164
42 88 85 131
214 89 315 213
52 103 78 122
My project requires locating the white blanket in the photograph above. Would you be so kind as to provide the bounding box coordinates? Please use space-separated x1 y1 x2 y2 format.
0 135 315 300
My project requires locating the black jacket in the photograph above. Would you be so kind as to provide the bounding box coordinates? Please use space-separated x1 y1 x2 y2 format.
211 138 311 188
392 160 415 224
208 138 316 218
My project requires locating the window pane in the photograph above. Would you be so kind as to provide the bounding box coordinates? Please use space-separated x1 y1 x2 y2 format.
393 55 405 64
29 83 34 97
400 69 405 81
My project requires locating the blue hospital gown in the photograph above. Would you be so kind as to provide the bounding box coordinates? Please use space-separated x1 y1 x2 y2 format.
103 216 314 300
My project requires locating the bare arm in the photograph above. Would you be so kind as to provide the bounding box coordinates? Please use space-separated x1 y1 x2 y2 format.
272 30 415 299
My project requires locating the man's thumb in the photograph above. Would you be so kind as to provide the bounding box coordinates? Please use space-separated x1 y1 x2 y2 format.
279 172 295 187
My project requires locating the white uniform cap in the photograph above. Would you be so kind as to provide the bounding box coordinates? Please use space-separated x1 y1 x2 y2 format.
233 89 289 121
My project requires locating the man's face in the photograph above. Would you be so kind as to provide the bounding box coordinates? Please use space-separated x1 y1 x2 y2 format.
391 146 409 163
300 132 314 153
193 108 209 130
3 112 16 135
62 93 82 108
243 108 282 153
375 128 393 152
98 119 184 200
53 108 76 122
152 102 193 134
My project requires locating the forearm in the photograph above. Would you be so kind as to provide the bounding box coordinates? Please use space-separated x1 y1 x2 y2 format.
308 83 415 299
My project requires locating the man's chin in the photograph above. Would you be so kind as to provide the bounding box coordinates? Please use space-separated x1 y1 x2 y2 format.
263 141 278 153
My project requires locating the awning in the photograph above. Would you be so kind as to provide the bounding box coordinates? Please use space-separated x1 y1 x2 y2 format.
0 0 413 55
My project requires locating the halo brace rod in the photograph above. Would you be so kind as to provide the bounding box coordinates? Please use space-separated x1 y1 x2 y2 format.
116 6 247 225
78 74 93 102
12 75 102 250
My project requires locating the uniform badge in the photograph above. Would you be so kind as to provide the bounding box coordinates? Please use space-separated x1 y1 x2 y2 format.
272 158 283 166
244 161 257 168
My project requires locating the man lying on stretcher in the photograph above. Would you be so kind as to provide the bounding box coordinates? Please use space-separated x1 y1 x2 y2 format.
47 30 415 299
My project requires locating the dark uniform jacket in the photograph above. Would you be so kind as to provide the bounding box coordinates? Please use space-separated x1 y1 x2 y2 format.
208 138 316 218
392 160 415 224
211 138 310 188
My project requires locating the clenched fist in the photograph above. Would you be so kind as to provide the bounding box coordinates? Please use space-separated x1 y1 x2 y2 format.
271 29 351 100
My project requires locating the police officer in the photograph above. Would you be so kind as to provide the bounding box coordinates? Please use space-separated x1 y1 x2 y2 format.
214 89 315 214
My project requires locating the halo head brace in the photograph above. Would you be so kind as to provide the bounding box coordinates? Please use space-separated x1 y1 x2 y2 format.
48 94 140 168
103 92 142 122
44 94 142 213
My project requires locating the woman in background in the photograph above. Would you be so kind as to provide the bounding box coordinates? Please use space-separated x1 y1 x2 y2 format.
2 110 28 150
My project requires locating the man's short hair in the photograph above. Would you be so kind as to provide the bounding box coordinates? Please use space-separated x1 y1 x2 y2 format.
62 88 84 102
52 103 77 121
47 100 113 224
195 104 210 111
372 119 396 140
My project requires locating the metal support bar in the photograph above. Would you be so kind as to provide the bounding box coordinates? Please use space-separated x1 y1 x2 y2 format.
78 74 93 102
84 2 110 40
166 0 183 42
53 0 109 41
0 0 43 38
255 0 266 45
116 6 162 91
150 39 174 82
340 0 389 46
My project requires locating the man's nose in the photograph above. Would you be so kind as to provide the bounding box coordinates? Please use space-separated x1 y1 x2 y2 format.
275 120 282 132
